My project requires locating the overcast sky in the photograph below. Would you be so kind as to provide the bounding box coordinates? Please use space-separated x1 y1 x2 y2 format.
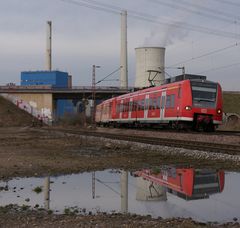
1 0 240 90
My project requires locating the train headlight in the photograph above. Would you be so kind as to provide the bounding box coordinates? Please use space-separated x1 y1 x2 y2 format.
185 106 192 111
217 109 222 114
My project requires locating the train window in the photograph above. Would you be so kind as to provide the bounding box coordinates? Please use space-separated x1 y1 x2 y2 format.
157 97 161 109
132 101 135 112
133 101 137 111
124 102 128 112
120 103 123 112
123 102 126 112
178 86 182 98
138 100 144 111
141 99 145 110
153 98 156 110
129 101 133 112
145 98 149 110
171 94 175 108
166 95 175 108
166 96 171 108
149 98 152 110
161 96 165 109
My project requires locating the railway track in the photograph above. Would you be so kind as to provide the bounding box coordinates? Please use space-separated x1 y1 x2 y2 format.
97 126 240 136
46 128 240 155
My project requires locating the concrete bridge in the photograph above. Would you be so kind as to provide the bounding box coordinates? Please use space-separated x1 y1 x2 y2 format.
0 85 132 124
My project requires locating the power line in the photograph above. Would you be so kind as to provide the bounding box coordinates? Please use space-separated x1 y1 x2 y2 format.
168 42 239 67
177 0 240 20
161 0 240 22
96 66 122 84
59 0 240 39
60 0 120 15
129 14 239 39
213 0 240 8
197 61 240 74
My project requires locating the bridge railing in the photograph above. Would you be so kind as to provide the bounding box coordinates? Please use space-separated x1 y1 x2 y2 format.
0 85 135 92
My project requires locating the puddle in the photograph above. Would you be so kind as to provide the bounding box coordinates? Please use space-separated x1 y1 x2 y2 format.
0 166 240 223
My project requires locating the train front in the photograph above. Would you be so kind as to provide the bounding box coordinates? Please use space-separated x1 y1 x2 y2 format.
190 80 223 131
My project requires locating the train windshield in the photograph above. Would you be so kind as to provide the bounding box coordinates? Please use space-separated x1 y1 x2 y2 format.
191 82 217 108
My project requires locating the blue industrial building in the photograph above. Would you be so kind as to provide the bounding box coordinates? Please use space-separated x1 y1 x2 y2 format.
21 71 68 87
20 70 78 119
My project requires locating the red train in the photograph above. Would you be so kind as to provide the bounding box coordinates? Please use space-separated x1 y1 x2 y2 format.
95 74 223 131
135 166 225 200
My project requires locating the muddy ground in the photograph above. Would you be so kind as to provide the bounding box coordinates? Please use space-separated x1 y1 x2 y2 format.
0 126 240 227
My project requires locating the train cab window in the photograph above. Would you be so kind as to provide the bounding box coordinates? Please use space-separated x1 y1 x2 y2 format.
191 82 217 108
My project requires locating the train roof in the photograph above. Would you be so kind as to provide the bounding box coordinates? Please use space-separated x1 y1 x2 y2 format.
98 74 219 104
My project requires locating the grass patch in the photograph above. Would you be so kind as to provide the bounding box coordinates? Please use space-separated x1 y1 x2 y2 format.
33 186 42 194
223 92 240 114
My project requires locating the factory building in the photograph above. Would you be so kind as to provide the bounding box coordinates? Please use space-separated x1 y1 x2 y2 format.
20 70 76 119
21 71 69 87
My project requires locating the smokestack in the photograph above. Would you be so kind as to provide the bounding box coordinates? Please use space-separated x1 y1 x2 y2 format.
46 21 52 71
120 171 128 213
120 10 128 89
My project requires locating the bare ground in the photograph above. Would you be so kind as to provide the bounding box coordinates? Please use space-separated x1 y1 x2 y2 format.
0 126 240 227
1 126 240 180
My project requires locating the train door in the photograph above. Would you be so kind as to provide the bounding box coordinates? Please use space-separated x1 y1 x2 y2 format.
160 91 166 120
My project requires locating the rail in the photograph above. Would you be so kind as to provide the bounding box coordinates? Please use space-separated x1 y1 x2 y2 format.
44 128 240 155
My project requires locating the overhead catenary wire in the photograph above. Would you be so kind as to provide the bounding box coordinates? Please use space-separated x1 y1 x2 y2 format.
197 61 240 74
59 0 240 39
96 66 122 84
168 42 239 67
213 0 240 8
95 178 121 196
60 0 119 15
148 0 240 23
171 0 240 21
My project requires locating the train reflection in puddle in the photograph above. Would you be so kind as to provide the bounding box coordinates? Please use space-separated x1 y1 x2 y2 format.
0 166 239 223
134 166 224 201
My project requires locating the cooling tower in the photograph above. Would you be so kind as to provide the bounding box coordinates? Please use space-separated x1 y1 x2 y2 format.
135 47 165 88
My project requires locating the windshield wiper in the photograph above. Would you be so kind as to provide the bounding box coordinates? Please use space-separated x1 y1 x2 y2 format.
194 98 215 102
